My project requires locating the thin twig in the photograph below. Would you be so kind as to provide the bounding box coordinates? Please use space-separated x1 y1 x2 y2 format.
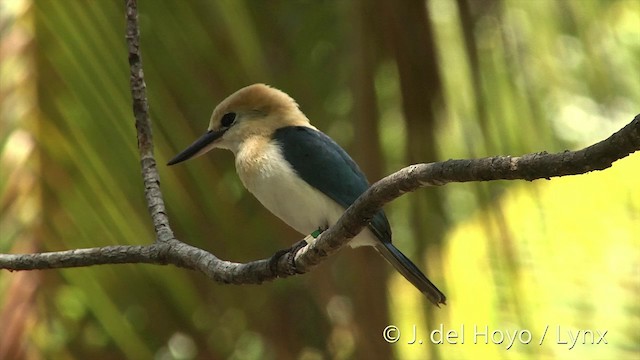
125 0 173 242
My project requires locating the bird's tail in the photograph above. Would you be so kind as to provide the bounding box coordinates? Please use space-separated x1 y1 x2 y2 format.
375 241 446 307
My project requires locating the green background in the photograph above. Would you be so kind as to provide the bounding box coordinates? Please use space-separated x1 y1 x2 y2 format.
1 0 638 359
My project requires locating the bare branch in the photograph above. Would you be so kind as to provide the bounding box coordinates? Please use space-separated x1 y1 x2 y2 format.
125 0 173 242
1 0 638 287
1 114 638 281
0 246 163 270
295 114 640 271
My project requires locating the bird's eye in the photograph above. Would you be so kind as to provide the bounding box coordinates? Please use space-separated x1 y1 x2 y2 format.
220 112 236 127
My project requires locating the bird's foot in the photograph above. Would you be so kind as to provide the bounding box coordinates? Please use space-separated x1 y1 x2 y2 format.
269 239 308 276
268 227 326 276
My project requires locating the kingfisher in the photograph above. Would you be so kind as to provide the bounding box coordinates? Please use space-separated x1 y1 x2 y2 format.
167 84 446 306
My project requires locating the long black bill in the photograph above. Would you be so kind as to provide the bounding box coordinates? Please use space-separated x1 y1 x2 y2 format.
167 129 226 166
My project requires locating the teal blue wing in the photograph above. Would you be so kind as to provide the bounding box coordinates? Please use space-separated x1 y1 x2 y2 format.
272 126 392 242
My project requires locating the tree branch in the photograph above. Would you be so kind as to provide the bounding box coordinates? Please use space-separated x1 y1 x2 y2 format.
125 0 173 243
295 114 640 271
2 114 638 282
1 1 638 286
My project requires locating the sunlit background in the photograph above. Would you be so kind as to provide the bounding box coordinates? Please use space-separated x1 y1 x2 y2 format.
1 0 638 359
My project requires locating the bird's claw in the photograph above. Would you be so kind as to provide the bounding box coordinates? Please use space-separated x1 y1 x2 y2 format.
269 239 308 276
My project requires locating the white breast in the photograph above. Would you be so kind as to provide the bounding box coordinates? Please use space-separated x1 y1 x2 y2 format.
235 139 376 248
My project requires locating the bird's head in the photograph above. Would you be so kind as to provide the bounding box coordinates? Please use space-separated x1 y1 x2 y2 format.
167 83 310 165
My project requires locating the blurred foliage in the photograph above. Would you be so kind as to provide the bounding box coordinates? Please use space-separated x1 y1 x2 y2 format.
1 0 638 359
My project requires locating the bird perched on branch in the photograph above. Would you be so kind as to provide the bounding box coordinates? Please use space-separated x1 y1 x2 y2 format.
167 84 446 306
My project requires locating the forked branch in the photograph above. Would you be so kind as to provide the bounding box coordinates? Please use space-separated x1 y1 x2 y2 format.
1 0 638 285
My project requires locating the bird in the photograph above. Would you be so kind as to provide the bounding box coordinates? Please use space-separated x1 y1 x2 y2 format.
167 84 446 306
